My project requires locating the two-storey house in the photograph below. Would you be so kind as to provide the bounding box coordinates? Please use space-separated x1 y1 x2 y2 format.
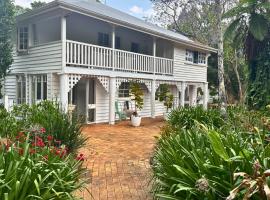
4 0 216 124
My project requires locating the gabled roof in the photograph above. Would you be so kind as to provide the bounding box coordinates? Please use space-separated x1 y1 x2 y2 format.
17 0 217 52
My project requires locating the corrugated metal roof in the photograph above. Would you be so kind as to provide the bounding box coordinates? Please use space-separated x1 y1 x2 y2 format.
59 0 194 43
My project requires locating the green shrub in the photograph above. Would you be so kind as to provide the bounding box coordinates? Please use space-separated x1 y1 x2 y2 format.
11 101 87 153
0 130 88 199
152 107 270 199
0 107 22 138
168 106 225 130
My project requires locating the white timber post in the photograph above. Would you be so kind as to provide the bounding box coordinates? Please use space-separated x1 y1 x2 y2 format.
111 25 116 70
4 95 9 111
61 16 67 71
180 82 186 107
151 79 156 118
60 74 68 112
189 85 198 107
153 37 156 74
85 79 90 123
203 82 209 110
25 74 28 104
28 24 33 48
109 76 116 125
28 75 32 105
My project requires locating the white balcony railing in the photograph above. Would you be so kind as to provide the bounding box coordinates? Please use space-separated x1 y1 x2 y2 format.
66 40 174 75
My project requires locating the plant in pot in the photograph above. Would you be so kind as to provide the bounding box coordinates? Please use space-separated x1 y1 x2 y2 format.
129 81 144 127
156 84 174 120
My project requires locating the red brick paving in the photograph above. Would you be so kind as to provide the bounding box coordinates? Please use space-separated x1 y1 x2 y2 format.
79 117 164 200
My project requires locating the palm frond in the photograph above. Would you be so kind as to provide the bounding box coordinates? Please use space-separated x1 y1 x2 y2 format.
249 13 269 41
223 18 242 42
223 3 251 19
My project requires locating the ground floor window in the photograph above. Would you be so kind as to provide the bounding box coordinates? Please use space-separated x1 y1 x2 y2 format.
16 75 26 104
31 74 47 103
118 82 130 98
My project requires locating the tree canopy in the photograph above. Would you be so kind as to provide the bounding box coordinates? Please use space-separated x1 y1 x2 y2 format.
0 0 15 97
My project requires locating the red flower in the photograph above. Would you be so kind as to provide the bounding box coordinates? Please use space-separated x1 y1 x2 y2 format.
40 128 46 133
47 135 53 141
76 153 85 161
33 136 45 147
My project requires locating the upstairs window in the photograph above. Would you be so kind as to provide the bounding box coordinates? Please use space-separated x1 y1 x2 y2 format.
98 32 109 47
16 75 26 104
131 42 139 53
118 82 130 98
18 27 28 50
198 53 206 64
186 50 207 65
185 50 194 62
31 75 47 104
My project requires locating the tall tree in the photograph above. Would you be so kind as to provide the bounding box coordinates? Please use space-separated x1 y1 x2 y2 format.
150 0 238 105
0 0 15 97
215 0 227 105
30 1 46 9
224 0 270 108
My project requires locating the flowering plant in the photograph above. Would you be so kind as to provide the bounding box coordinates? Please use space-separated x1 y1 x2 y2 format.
0 128 88 199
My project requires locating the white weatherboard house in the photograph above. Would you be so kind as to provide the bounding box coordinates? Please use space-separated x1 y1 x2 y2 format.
4 0 216 124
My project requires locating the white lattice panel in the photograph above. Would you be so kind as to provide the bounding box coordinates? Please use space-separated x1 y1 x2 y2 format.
97 76 109 92
68 74 82 91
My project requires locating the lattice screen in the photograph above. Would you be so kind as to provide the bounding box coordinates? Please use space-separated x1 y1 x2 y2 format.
68 74 82 92
97 76 109 92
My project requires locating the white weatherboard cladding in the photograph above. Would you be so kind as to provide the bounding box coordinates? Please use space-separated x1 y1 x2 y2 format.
4 75 16 103
95 80 110 123
174 46 207 83
11 42 62 74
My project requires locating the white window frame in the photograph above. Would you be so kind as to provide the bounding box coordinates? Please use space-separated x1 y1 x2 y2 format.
18 26 28 51
118 82 130 98
198 53 206 64
31 74 47 104
185 50 194 63
16 75 26 104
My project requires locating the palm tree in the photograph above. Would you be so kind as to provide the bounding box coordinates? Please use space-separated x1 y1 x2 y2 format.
223 0 270 108
223 0 270 78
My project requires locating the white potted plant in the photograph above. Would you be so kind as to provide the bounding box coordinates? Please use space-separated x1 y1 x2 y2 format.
156 84 174 120
129 81 144 127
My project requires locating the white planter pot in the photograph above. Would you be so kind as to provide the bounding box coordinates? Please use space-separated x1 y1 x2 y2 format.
131 115 142 127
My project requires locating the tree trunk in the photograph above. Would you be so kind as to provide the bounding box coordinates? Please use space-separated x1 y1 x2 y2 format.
216 0 227 106
233 50 243 103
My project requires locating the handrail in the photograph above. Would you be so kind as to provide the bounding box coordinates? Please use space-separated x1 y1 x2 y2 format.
66 40 174 75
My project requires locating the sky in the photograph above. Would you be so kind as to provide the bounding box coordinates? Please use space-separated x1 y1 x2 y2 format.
14 0 154 19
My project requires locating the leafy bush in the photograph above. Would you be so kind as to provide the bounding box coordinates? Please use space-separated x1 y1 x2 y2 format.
152 107 270 199
0 107 22 138
168 106 225 130
0 129 88 199
10 101 87 153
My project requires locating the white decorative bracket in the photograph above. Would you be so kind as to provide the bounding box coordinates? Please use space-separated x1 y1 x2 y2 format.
68 74 82 92
97 76 109 93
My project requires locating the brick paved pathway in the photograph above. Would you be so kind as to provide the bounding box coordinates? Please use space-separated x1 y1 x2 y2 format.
80 117 164 200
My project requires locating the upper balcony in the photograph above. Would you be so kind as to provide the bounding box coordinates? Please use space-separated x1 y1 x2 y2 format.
66 40 174 75
16 11 174 77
